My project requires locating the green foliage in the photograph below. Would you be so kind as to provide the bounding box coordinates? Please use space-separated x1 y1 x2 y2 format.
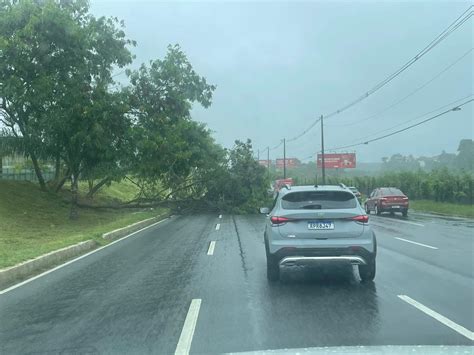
0 2 279 218
125 44 219 198
205 140 269 214
0 2 226 217
456 139 474 171
0 0 135 217
326 168 473 204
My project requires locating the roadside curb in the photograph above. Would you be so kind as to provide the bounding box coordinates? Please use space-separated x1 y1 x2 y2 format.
0 240 98 290
102 212 171 241
0 212 171 291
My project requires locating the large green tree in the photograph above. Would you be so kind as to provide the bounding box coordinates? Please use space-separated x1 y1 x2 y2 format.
0 0 134 217
125 44 217 199
205 139 269 213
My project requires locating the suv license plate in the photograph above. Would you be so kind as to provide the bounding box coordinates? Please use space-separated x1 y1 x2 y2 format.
392 205 400 209
308 221 334 230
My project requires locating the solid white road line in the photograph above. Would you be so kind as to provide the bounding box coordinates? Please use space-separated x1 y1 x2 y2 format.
207 241 216 256
215 223 221 231
0 217 171 295
394 237 438 250
372 216 424 227
219 214 222 219
398 295 474 341
175 299 202 355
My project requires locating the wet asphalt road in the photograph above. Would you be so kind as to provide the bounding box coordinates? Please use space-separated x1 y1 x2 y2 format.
0 211 473 354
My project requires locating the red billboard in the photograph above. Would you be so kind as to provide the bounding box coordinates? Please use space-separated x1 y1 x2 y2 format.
276 158 300 168
258 160 271 167
317 153 356 169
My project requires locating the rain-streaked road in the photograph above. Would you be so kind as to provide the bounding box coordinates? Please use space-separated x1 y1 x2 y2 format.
1 211 473 354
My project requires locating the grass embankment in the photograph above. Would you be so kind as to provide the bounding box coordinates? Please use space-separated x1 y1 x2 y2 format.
0 180 168 269
411 200 474 219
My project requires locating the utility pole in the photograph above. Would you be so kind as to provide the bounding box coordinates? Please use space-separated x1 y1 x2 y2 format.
283 138 286 179
320 115 326 184
257 149 260 161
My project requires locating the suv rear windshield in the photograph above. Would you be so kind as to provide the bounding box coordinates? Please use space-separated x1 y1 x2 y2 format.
281 191 357 210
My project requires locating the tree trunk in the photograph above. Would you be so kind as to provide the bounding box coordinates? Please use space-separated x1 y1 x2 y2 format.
54 153 61 181
54 169 70 193
88 179 94 196
30 151 47 191
70 173 79 220
86 177 111 198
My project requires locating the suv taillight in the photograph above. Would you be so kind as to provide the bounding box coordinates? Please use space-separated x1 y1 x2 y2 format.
271 216 292 225
351 215 369 223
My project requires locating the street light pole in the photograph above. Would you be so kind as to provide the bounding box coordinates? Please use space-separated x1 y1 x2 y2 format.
283 138 286 179
320 115 326 184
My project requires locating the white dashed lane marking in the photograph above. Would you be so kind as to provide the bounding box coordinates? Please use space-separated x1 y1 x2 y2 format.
394 237 438 250
175 299 202 354
398 295 474 340
207 241 216 256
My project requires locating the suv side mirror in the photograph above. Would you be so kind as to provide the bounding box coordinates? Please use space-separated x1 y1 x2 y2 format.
259 207 270 214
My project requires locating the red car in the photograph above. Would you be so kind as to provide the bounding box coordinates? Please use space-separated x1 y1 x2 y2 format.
365 187 409 217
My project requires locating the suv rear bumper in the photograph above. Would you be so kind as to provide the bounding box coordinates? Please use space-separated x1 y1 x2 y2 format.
280 255 367 266
269 245 376 266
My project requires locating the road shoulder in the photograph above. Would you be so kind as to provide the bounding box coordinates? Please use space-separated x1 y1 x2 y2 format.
0 212 170 291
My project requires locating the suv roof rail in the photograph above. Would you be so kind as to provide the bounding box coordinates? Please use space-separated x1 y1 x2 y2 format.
282 184 291 190
339 183 347 189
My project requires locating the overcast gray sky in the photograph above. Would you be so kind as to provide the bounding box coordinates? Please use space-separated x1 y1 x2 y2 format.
91 0 473 163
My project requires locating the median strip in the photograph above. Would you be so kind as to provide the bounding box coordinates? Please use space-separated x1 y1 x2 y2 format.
175 299 202 355
398 295 474 341
394 237 438 250
0 240 97 292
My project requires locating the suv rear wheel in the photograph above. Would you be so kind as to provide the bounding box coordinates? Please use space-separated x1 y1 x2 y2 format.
266 254 280 282
359 260 376 282
402 209 408 217
365 204 370 214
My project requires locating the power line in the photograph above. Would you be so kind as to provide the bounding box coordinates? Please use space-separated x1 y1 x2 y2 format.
257 6 472 151
287 117 321 142
325 98 473 151
269 140 283 151
326 47 473 128
322 6 472 121
342 94 473 145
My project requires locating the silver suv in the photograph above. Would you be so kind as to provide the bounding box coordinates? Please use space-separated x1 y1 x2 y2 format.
260 184 376 282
